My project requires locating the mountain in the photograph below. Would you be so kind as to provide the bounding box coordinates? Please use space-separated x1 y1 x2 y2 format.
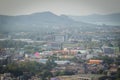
69 13 120 26
0 11 92 32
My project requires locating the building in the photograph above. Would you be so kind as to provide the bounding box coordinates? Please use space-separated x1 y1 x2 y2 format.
54 35 65 42
102 46 114 54
88 60 103 64
0 49 12 65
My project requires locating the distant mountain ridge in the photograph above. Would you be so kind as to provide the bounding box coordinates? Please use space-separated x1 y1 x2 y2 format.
69 13 120 26
0 11 93 32
0 11 119 33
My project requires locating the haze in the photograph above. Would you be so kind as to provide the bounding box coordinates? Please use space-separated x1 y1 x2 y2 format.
0 0 120 16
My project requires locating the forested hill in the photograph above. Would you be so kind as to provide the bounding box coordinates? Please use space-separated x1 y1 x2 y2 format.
0 11 92 32
69 13 120 26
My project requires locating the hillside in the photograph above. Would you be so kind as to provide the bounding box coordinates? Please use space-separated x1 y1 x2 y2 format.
0 11 91 32
69 13 120 26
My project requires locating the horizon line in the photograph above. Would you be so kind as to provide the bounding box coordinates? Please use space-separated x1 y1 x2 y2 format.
0 11 120 16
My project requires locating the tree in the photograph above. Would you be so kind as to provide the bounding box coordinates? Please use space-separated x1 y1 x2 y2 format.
116 68 120 79
70 56 84 63
77 51 81 54
46 58 57 70
0 60 56 79
40 70 53 80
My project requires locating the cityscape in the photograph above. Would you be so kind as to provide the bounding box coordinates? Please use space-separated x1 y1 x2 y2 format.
0 0 120 80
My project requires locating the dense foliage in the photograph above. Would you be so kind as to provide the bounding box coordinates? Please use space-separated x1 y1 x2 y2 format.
0 60 57 80
0 40 28 48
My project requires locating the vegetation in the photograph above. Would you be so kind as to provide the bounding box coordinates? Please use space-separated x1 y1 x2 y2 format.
54 70 75 76
0 40 28 48
116 67 120 79
0 60 57 80
69 57 84 63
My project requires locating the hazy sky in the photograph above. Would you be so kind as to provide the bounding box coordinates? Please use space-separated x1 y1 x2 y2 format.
0 0 120 16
